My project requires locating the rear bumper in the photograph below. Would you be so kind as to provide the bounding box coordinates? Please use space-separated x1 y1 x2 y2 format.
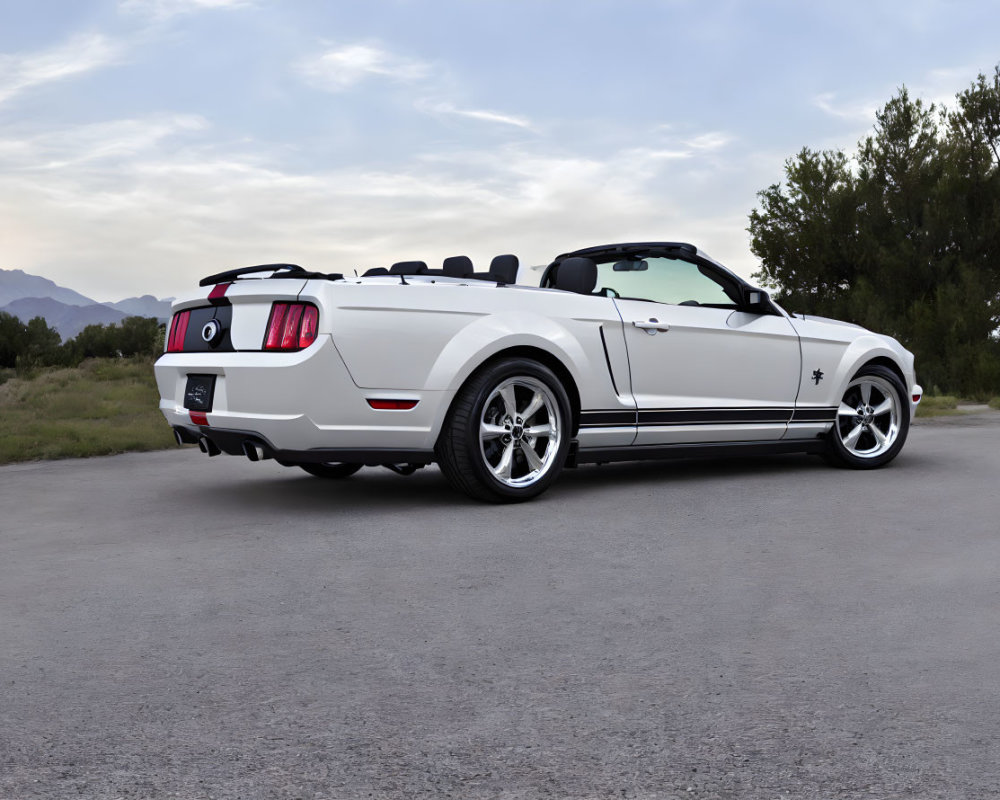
155 335 453 453
172 424 434 466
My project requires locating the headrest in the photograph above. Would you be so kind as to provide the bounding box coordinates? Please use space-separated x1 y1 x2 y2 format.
362 267 389 276
389 261 427 275
555 257 597 294
489 254 519 284
442 255 474 277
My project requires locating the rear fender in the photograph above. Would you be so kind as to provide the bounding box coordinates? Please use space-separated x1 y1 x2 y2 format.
424 312 589 393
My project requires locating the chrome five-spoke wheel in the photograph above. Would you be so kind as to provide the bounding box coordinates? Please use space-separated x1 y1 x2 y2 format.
826 365 909 469
436 357 572 502
478 376 562 488
836 375 900 458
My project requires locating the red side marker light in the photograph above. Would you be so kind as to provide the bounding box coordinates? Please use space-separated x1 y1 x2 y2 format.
912 393 922 403
367 399 419 410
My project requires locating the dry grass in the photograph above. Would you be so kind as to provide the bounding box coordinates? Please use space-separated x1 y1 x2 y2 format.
914 395 962 417
0 358 175 465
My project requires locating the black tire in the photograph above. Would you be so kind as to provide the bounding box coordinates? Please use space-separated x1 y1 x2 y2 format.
298 462 363 479
435 358 572 502
825 364 910 469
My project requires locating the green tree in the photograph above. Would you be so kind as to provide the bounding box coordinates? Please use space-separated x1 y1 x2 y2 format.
0 312 63 369
19 316 63 369
63 316 162 363
749 72 1000 396
0 312 27 368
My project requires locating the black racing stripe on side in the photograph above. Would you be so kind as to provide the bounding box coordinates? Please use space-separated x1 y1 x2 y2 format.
579 410 636 427
580 407 837 429
790 408 838 423
638 408 793 426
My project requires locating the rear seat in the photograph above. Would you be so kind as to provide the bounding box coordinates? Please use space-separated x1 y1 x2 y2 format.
366 255 519 284
442 255 474 278
389 261 427 275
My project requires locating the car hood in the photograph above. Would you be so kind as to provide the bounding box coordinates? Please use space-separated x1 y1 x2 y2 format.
791 313 865 331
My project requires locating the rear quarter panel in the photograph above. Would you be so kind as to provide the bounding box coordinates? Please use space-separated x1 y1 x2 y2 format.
303 277 632 424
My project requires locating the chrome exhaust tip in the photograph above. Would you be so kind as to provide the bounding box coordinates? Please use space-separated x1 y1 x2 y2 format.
242 441 269 462
173 429 185 446
198 437 221 456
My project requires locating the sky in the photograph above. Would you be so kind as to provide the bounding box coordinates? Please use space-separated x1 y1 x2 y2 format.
1 1 999 302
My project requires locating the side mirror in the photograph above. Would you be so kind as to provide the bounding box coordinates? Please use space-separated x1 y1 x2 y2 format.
743 288 771 314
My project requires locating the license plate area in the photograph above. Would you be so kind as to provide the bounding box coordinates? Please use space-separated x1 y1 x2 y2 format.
184 374 217 412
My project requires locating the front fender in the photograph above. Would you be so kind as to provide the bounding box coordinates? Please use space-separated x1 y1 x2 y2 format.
798 331 915 409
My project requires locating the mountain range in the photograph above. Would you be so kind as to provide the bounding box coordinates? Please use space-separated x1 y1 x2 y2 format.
0 269 172 341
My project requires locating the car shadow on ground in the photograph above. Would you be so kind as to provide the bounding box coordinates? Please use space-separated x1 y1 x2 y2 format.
172 451 888 514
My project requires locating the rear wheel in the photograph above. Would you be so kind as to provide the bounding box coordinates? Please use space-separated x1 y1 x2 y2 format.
298 462 363 479
825 364 909 469
436 358 571 502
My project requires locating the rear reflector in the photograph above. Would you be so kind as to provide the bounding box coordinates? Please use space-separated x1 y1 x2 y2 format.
263 302 318 351
912 394 922 403
167 310 191 352
367 399 419 410
190 410 209 426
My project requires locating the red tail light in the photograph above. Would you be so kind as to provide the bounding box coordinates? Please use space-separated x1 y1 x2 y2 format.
263 302 319 351
167 310 190 352
279 304 304 349
299 305 319 349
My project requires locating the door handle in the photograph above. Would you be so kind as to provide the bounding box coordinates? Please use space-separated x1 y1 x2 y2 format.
632 318 669 334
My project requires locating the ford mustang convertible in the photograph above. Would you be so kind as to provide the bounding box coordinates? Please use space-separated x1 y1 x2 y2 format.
155 243 922 502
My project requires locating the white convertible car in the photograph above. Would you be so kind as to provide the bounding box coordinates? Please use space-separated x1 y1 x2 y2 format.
155 243 922 502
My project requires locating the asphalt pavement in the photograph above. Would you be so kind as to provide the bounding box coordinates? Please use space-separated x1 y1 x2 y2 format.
2 413 999 799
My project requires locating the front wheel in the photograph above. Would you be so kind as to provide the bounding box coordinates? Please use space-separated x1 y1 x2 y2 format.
298 462 363 479
436 358 572 502
825 365 909 469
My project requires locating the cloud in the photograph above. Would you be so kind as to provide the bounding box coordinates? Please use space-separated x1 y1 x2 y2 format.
813 92 878 123
0 33 122 106
0 115 210 169
118 0 251 19
417 100 533 130
914 65 983 111
0 110 755 301
296 44 431 92
683 132 731 151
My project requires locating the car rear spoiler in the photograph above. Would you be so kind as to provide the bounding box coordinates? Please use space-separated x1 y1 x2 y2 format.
199 263 344 287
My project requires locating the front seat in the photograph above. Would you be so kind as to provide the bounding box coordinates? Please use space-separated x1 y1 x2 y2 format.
487 254 519 284
554 257 597 294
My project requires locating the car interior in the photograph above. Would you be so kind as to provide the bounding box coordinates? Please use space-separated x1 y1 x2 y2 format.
362 254 519 284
